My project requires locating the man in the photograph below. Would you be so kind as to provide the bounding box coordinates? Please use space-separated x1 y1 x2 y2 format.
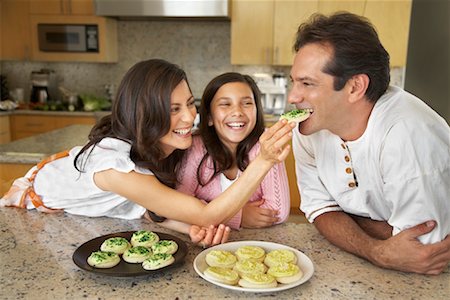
289 12 450 274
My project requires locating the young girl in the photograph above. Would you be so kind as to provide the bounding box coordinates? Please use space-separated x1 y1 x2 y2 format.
1 59 294 246
157 72 290 233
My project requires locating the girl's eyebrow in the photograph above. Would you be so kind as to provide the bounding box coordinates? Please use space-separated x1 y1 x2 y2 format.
215 96 232 101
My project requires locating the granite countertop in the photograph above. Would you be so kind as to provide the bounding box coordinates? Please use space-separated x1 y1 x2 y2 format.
0 125 92 164
0 209 448 299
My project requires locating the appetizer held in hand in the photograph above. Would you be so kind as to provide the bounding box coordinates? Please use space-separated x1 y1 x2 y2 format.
279 109 312 123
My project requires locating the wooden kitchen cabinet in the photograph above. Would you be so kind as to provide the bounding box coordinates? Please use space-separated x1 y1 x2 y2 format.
318 0 365 15
29 0 94 15
231 0 411 67
0 115 11 144
231 0 273 65
231 0 317 66
317 0 412 67
273 1 318 66
0 0 32 60
10 115 57 140
364 0 412 67
10 114 96 141
285 140 301 211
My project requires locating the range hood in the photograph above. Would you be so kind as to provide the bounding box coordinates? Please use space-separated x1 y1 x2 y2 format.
95 0 230 19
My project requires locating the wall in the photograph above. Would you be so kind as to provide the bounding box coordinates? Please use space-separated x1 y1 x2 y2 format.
404 0 449 122
1 20 404 102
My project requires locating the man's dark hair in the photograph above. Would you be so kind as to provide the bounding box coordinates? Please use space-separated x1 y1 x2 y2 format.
294 12 390 102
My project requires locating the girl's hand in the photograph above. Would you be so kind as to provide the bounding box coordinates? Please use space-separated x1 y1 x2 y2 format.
241 199 280 228
189 224 231 248
259 120 295 164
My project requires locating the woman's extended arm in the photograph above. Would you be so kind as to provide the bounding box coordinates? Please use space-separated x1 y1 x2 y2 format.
94 120 295 227
150 217 231 247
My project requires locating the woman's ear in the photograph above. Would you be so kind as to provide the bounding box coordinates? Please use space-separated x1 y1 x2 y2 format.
208 115 213 126
348 74 370 103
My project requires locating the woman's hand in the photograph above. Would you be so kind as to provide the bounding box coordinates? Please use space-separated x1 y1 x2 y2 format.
241 199 280 228
259 119 296 164
189 224 231 248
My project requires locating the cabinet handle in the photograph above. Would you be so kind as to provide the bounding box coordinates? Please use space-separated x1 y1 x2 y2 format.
266 48 271 65
68 0 72 14
25 46 30 61
60 0 64 14
274 47 279 65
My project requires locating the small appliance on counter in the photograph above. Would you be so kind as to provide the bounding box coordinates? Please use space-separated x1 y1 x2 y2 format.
253 73 287 115
30 69 55 104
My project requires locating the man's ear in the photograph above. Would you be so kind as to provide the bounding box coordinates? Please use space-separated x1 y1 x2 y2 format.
348 74 370 103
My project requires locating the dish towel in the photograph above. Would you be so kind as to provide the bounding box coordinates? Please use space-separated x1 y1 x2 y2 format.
0 151 69 213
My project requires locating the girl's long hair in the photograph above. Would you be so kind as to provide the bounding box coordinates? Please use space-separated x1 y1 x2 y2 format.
74 59 191 188
197 72 264 186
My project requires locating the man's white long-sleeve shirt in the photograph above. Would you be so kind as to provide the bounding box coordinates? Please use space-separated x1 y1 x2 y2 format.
293 86 450 244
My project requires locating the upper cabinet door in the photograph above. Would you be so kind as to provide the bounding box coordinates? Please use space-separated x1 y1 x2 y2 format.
273 0 318 66
231 0 318 66
30 0 94 15
318 0 365 15
1 0 32 60
231 0 274 65
364 0 412 67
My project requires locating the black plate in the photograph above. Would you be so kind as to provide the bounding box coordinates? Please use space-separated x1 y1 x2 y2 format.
72 231 188 277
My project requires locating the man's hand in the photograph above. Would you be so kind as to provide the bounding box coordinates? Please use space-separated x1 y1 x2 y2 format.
314 212 450 275
371 221 450 274
241 199 280 228
189 224 231 248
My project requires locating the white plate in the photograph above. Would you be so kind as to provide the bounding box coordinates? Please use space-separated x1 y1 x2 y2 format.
193 241 314 293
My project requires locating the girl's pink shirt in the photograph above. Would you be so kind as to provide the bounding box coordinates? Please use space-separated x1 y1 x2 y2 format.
177 135 290 230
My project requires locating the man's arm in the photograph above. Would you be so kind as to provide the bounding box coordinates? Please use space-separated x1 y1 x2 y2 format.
314 211 450 275
349 214 392 240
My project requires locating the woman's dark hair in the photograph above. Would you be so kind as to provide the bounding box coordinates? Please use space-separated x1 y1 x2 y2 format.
196 72 264 186
294 12 390 102
74 58 191 188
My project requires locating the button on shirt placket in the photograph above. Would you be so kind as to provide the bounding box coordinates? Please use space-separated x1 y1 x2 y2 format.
341 143 358 188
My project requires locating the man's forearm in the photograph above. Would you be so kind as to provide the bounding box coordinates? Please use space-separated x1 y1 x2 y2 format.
349 214 393 240
314 211 450 274
313 211 382 263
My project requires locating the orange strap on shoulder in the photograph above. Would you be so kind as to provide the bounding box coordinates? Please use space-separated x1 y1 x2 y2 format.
27 150 70 210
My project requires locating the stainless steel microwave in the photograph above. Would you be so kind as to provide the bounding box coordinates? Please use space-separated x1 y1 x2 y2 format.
38 24 99 52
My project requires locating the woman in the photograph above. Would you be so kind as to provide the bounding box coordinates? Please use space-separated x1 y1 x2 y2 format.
1 59 294 246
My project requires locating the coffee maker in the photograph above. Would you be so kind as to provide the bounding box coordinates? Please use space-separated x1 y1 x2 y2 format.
30 69 52 104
